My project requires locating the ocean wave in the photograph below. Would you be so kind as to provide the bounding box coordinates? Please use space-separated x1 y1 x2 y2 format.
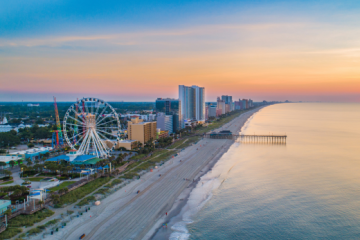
240 110 260 134
169 144 239 240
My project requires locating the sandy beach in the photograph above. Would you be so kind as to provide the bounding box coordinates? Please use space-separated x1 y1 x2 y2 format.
44 107 263 240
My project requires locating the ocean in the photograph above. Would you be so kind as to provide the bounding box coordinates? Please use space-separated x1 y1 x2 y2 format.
169 103 360 240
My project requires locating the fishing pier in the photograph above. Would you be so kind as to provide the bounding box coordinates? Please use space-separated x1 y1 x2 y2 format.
204 130 287 144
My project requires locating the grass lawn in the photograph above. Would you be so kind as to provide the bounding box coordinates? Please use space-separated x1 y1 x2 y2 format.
104 179 122 188
195 109 254 135
129 154 147 161
176 136 200 149
125 150 176 174
168 138 188 149
20 219 60 238
48 181 75 192
0 180 14 185
55 177 112 207
7 209 54 228
27 177 46 182
77 196 96 206
0 227 22 240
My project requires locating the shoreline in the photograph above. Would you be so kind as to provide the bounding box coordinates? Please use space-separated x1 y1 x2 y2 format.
148 141 233 240
46 107 265 240
147 107 264 240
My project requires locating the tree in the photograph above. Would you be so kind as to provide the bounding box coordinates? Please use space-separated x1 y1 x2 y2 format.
0 132 21 147
35 159 40 165
63 187 68 194
13 189 22 197
26 158 32 167
0 162 6 174
38 200 44 207
51 194 60 204
3 170 12 178
35 119 44 124
27 143 35 148
9 160 15 168
4 209 12 217
16 159 22 167
58 189 64 195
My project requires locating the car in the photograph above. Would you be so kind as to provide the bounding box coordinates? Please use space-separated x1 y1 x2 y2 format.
27 185 31 188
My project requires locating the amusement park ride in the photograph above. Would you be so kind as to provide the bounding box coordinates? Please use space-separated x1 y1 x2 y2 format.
52 97 120 158
51 97 64 148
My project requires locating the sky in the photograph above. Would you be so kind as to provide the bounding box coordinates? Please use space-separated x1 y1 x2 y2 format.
0 0 360 102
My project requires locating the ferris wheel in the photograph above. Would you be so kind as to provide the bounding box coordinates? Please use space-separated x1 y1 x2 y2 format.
63 97 121 158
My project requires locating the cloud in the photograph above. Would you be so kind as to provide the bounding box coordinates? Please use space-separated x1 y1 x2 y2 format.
0 22 308 48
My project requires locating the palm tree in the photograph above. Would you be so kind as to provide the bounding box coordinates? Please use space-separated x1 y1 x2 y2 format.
9 160 15 168
26 158 32 167
16 159 22 167
35 159 40 165
0 162 6 174
38 200 44 207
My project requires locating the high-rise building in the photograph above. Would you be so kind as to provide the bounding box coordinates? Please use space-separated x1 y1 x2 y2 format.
217 97 226 115
248 99 253 108
222 95 233 112
242 99 248 109
205 106 209 120
225 104 230 113
127 116 157 144
155 98 182 132
156 112 173 133
221 95 232 104
179 85 205 125
235 101 241 110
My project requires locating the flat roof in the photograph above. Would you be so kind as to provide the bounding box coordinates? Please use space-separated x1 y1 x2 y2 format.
71 157 101 165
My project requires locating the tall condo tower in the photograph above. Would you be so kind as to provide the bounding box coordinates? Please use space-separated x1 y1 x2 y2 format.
179 85 205 127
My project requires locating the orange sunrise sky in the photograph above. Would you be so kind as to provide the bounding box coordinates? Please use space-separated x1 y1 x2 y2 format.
1 0 360 102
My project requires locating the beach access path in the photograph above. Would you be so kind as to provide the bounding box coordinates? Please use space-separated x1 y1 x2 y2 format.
51 108 261 240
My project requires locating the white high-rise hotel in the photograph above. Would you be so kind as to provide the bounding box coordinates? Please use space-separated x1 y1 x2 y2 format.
179 85 205 127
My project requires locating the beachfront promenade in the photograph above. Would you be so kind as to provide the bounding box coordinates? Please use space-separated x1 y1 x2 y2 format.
60 108 261 240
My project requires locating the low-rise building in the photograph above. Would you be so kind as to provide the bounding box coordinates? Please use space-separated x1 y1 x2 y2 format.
115 140 139 150
157 130 169 139
127 116 157 144
0 200 11 215
208 106 217 118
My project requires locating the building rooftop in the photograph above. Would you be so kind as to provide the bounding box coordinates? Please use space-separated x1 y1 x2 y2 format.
46 154 97 162
71 157 102 165
118 139 137 143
